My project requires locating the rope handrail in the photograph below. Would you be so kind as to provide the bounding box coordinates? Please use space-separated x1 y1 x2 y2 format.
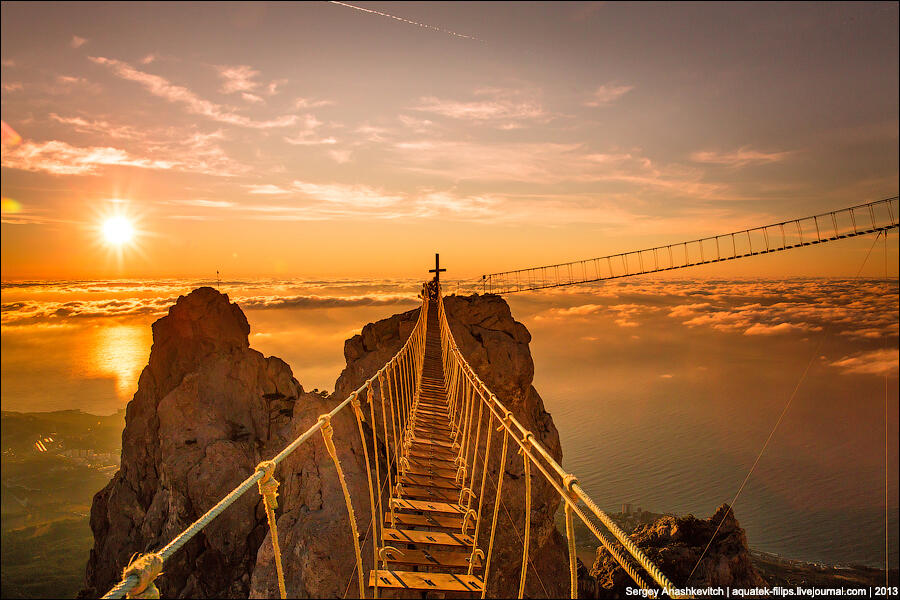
433 284 684 598
102 293 429 599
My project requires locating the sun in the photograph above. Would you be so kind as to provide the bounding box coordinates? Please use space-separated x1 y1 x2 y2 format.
102 216 135 246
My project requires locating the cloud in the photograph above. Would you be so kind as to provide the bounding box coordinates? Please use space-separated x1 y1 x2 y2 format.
170 199 235 208
238 293 418 310
1 139 176 175
830 349 899 376
0 289 418 325
246 184 292 195
412 88 547 126
743 322 819 336
90 56 297 129
584 84 633 107
328 149 352 163
284 133 338 146
668 302 712 318
1 129 247 177
291 181 403 208
1 296 175 325
217 64 260 94
70 35 87 48
294 97 333 109
390 139 728 199
690 147 792 167
49 113 142 139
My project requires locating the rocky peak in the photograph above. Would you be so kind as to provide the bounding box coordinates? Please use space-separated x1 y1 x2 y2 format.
147 286 251 398
82 288 305 599
585 504 766 597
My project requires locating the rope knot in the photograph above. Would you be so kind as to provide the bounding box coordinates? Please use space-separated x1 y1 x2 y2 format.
256 461 280 509
562 473 579 498
318 414 333 438
349 392 361 413
123 552 163 599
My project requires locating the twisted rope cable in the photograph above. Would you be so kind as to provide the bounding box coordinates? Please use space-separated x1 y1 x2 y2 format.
573 483 678 594
481 422 509 599
120 553 162 599
319 414 365 599
464 395 485 511
517 436 532 599
378 377 397 529
563 475 579 599
367 383 385 595
468 408 494 576
350 392 378 600
256 460 286 599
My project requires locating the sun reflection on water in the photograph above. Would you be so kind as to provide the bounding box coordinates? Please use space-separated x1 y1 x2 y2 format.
88 324 151 401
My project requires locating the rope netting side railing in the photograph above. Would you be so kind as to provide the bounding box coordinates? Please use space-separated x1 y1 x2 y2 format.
433 284 688 599
102 290 430 600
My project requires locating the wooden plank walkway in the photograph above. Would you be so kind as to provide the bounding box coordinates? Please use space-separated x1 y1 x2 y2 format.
372 302 485 594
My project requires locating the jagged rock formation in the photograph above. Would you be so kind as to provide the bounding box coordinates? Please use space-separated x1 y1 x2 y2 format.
583 504 766 597
81 288 311 598
84 289 569 598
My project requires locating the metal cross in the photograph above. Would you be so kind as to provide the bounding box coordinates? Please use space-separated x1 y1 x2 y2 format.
429 253 446 282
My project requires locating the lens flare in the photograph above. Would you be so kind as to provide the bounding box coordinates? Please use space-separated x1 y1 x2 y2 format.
1 121 22 146
1 197 22 213
102 216 135 245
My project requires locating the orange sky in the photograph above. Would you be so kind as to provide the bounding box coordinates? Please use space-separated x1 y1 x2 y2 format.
1 2 898 281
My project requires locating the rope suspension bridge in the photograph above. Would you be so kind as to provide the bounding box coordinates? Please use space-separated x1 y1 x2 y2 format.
480 196 898 294
102 196 897 599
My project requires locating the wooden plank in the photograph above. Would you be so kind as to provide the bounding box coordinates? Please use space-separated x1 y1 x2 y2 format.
369 570 484 593
401 485 459 501
409 444 459 463
413 421 451 432
407 455 458 471
413 424 453 436
390 497 464 515
405 463 457 479
408 446 457 460
382 527 475 547
413 415 451 426
400 473 460 489
386 511 469 531
376 547 480 569
412 436 455 449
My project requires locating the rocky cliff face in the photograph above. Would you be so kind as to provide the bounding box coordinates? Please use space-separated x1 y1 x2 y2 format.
81 288 312 598
584 504 766 597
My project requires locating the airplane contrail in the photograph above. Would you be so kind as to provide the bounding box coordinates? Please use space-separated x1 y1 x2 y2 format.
328 1 484 42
